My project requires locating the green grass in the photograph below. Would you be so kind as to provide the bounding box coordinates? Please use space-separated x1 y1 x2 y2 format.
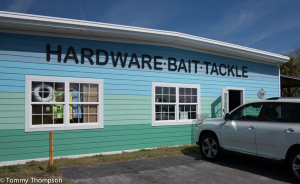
0 144 200 184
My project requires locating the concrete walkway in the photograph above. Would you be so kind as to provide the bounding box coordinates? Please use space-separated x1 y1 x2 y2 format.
61 153 296 184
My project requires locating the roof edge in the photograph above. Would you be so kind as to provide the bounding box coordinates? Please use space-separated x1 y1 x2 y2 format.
0 11 289 64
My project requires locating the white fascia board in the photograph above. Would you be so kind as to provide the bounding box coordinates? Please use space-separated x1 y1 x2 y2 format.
0 11 289 64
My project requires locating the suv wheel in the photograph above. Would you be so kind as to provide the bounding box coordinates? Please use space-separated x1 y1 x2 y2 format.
199 134 221 161
288 149 300 182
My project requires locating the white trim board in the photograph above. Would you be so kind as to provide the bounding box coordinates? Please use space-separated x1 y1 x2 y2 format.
0 11 289 65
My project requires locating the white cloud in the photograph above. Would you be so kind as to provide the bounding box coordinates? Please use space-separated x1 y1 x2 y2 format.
5 0 35 13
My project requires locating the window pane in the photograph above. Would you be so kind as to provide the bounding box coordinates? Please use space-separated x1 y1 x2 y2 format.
179 88 184 102
192 88 197 95
262 103 296 122
231 103 263 121
170 87 176 95
156 113 162 120
290 104 300 123
43 105 53 114
44 115 54 124
155 87 162 94
169 113 175 120
55 83 64 91
163 95 170 102
170 95 176 103
169 105 175 112
90 93 98 102
89 114 97 123
155 95 162 102
155 105 162 112
162 105 169 112
54 92 64 102
32 82 55 102
32 105 42 114
192 96 197 103
90 84 98 93
163 87 169 94
82 84 89 93
185 88 191 94
163 113 169 120
70 83 80 91
191 112 196 119
32 115 42 125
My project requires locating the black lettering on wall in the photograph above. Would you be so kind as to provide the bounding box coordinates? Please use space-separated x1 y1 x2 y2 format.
188 60 191 73
47 44 61 62
210 63 219 75
203 61 211 74
242 66 248 78
128 53 140 69
219 64 227 76
142 54 152 69
154 56 163 70
168 57 177 71
96 49 108 65
81 48 94 65
111 51 128 68
178 59 187 73
236 65 241 77
64 46 79 64
192 60 200 73
228 65 235 77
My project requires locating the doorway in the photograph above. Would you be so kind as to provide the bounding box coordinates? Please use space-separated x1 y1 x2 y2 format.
229 90 241 112
221 88 245 116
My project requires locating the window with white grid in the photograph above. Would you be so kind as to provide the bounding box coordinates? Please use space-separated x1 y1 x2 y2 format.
25 76 103 132
152 82 200 126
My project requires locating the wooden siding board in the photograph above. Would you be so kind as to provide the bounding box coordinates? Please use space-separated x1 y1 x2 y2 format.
0 63 279 85
0 60 279 84
0 131 192 150
0 32 279 72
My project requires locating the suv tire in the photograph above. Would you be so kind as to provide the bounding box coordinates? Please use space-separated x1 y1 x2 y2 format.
288 149 300 182
199 134 221 161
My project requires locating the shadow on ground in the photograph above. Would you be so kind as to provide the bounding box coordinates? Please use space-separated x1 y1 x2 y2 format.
182 149 296 184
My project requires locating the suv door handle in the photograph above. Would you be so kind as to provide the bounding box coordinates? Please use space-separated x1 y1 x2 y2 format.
286 128 295 133
248 125 255 130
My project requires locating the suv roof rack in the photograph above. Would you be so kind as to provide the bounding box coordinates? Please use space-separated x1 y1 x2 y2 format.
267 97 300 100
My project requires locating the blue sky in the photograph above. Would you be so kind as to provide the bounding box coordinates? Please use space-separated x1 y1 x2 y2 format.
0 0 299 55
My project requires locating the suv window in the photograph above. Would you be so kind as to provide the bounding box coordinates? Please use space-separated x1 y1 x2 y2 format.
262 103 300 123
230 103 264 121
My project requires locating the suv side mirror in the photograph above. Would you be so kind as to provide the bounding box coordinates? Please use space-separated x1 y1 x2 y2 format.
224 113 230 121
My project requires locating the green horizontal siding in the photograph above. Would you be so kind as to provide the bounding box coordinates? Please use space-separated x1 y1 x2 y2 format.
0 124 196 162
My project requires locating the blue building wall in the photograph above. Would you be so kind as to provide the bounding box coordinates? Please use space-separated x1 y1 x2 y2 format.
0 32 279 163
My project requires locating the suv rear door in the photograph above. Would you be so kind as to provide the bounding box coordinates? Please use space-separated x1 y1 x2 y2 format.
256 102 300 160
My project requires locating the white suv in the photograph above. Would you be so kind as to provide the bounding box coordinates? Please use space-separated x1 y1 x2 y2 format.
195 97 300 181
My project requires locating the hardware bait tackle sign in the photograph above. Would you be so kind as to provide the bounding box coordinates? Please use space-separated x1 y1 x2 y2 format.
46 44 248 78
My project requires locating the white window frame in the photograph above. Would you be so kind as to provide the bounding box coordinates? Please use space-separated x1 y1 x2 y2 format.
151 82 201 126
25 75 104 132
